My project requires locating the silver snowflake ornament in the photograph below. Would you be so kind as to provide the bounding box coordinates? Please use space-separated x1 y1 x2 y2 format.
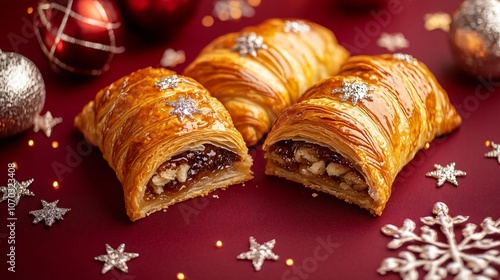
377 32 410 52
426 162 466 187
232 32 268 58
284 20 310 33
95 244 139 274
33 111 62 137
237 236 279 271
166 95 202 121
155 75 182 91
333 79 375 106
485 141 500 164
393 53 417 65
29 200 70 226
0 178 35 206
378 202 500 280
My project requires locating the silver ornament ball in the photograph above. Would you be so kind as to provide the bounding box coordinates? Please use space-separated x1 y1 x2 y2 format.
448 0 500 79
0 50 45 138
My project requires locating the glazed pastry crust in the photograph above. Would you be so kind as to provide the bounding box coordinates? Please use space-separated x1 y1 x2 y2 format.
263 54 462 215
74 67 253 221
184 18 349 146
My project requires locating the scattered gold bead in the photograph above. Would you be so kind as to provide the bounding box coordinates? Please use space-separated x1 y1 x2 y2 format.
486 140 491 147
27 7 33 14
177 272 185 280
28 140 34 147
425 143 430 149
12 162 18 169
51 141 59 148
311 193 318 197
52 181 59 189
286 258 294 266
216 240 223 248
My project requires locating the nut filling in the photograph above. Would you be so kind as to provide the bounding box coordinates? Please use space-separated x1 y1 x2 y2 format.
145 145 240 199
269 140 368 192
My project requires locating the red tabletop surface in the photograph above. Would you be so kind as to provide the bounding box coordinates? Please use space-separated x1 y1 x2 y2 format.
1 0 500 279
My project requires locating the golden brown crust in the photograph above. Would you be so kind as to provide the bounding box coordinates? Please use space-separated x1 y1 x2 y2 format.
263 54 462 215
74 67 253 221
184 18 349 146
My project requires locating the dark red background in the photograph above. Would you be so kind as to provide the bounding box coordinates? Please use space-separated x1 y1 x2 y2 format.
1 0 500 279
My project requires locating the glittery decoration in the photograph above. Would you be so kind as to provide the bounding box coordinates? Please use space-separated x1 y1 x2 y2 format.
424 12 451 31
0 50 46 138
392 53 417 65
33 111 62 137
0 178 35 206
377 32 410 52
379 202 500 280
166 95 202 121
155 75 182 91
237 236 279 271
485 141 500 164
426 162 466 187
232 32 268 57
213 0 255 21
160 48 186 68
95 244 139 274
284 20 310 33
29 200 70 226
333 79 375 106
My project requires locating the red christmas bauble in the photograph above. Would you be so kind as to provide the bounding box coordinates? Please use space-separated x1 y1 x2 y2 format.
34 0 125 76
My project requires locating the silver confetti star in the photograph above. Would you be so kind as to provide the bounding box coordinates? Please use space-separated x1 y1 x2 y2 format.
426 162 467 187
29 200 70 226
33 111 62 137
0 178 35 206
155 75 182 91
485 141 500 164
284 20 310 33
392 53 416 65
166 95 202 121
232 32 268 57
333 79 375 105
95 244 139 274
377 32 410 52
237 236 279 271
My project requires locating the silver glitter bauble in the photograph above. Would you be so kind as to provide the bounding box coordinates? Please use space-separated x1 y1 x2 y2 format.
448 0 500 79
0 50 45 138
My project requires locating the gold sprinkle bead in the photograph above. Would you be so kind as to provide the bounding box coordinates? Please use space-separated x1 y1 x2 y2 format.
486 140 491 147
177 272 185 280
216 240 223 248
52 181 59 189
12 162 18 169
28 140 34 146
312 193 318 197
286 259 294 266
425 143 430 149
52 141 59 148
27 6 33 14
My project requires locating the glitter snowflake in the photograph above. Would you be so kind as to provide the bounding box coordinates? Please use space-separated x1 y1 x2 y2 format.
155 75 182 91
426 162 466 187
485 141 500 164
0 178 35 206
333 79 375 106
166 95 202 121
232 32 268 58
378 202 500 280
33 111 62 137
377 32 410 52
393 53 417 65
29 200 70 226
237 236 279 271
284 20 310 33
95 244 139 274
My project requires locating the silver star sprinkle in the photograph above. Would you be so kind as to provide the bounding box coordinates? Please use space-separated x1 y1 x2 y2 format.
166 95 202 121
377 32 410 52
155 75 181 91
237 236 279 271
29 200 70 226
160 48 186 68
284 20 310 33
333 79 375 105
0 178 35 206
33 111 62 137
485 141 500 164
392 53 417 65
232 32 268 58
426 162 467 187
95 244 139 274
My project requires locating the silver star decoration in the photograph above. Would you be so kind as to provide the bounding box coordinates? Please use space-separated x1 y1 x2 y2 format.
377 32 410 52
333 79 375 105
284 20 310 33
237 236 279 271
155 75 182 91
33 111 62 137
29 200 70 226
232 32 268 58
485 141 500 164
0 178 35 206
393 53 417 65
426 162 467 187
95 244 139 274
166 95 202 121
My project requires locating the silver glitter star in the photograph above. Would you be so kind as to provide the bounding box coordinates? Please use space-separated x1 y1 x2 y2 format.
0 178 35 206
29 200 70 226
232 32 268 57
333 79 375 105
155 75 181 91
426 162 467 187
284 20 310 33
237 236 279 271
166 95 202 121
95 244 139 274
33 111 62 137
392 53 417 65
485 141 500 164
377 32 410 52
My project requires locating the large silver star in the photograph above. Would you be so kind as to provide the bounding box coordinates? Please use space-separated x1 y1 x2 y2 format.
237 236 279 271
333 79 375 106
0 178 35 206
485 141 500 164
377 32 409 51
232 32 268 58
284 20 310 33
426 162 467 187
155 75 182 91
95 244 139 274
166 95 202 121
33 111 62 137
29 200 70 226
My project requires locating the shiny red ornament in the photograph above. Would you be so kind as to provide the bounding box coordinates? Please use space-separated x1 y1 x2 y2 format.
34 0 125 76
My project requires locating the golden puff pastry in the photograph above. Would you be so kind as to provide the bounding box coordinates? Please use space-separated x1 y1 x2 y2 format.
184 18 349 146
263 54 462 216
74 67 253 221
